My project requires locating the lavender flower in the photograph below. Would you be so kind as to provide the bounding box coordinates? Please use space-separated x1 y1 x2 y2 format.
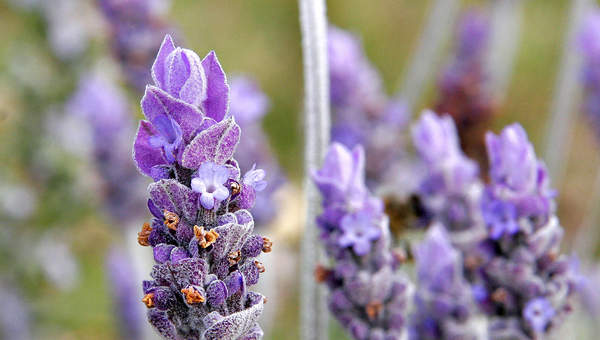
328 26 409 188
133 35 270 339
411 111 485 249
107 247 146 339
227 76 284 225
313 143 410 340
98 0 172 91
475 124 575 339
434 10 494 170
0 281 31 340
410 225 486 340
579 8 600 139
68 74 146 222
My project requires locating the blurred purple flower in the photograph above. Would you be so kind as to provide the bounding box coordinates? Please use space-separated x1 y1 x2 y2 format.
523 298 555 334
98 0 172 91
435 9 494 170
475 124 575 339
68 74 145 223
411 111 484 246
328 26 409 188
228 76 284 226
313 143 410 340
339 211 381 256
579 8 600 140
411 225 486 340
106 247 145 340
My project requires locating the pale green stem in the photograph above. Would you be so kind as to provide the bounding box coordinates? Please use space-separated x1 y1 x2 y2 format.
298 0 331 339
397 0 460 113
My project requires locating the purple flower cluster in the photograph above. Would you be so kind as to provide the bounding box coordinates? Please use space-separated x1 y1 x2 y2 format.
412 111 485 249
475 125 574 339
227 76 284 225
98 0 172 91
132 35 270 339
68 74 145 223
435 10 494 169
328 26 409 187
313 143 410 340
106 247 145 339
411 112 576 339
579 8 600 139
410 225 485 340
69 74 148 339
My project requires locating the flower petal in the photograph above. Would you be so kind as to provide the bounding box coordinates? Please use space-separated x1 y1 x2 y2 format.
201 51 229 122
133 120 168 177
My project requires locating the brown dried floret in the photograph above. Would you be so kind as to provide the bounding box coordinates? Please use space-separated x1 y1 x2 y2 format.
164 211 180 231
228 250 242 266
137 222 153 246
193 225 219 248
254 260 265 273
262 237 273 253
181 286 205 304
142 293 155 308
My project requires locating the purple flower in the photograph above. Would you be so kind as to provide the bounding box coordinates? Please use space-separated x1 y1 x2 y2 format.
435 9 493 170
523 298 555 334
339 211 381 255
313 143 410 339
106 247 144 340
227 76 284 226
413 110 462 164
411 225 485 340
456 9 489 60
486 124 555 219
68 74 147 222
191 162 230 210
579 9 600 60
487 124 537 196
152 35 229 121
481 192 519 240
98 0 172 91
132 36 269 339
243 165 267 192
228 76 270 125
328 26 409 189
312 142 366 208
411 111 484 242
475 124 575 339
578 8 600 140
149 114 183 164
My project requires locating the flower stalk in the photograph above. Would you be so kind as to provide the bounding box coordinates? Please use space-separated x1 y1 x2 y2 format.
298 0 331 339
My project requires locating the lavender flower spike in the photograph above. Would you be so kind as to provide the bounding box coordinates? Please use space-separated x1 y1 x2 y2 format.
313 143 410 340
328 26 409 188
133 35 270 340
434 9 494 170
98 0 172 91
476 124 576 340
578 7 600 140
412 111 485 249
410 225 487 340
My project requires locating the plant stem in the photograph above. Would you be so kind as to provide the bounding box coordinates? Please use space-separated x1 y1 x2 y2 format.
298 0 331 339
543 0 591 183
484 0 524 101
573 167 600 258
397 0 460 113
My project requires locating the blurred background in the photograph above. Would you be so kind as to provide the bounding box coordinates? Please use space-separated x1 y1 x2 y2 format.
0 0 599 339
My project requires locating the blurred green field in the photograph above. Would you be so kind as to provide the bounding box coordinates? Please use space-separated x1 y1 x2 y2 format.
1 0 599 339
